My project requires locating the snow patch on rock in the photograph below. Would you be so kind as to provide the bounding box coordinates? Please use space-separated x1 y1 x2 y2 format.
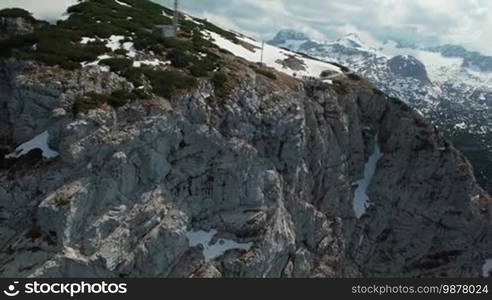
353 135 383 218
105 35 126 51
114 0 132 7
6 131 59 159
81 54 112 71
132 59 170 68
122 41 137 58
80 37 97 45
186 229 252 261
454 122 467 130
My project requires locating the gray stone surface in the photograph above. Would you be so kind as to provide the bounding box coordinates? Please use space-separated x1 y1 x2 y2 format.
0 57 491 278
388 55 431 83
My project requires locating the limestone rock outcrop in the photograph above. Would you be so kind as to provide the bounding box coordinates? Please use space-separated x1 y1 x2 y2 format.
0 57 490 278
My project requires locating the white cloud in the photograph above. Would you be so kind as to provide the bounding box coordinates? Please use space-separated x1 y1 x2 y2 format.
163 0 492 55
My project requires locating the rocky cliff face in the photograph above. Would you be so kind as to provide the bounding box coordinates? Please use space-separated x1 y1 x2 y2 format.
1 57 491 278
0 17 33 40
0 2 491 278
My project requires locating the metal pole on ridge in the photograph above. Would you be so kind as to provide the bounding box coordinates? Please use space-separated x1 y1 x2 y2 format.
173 0 179 35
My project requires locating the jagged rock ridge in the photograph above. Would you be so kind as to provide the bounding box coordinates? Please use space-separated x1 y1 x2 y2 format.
270 30 492 193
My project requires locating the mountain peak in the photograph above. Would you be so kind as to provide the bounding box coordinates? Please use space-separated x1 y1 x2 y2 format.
426 44 492 72
335 33 367 49
387 55 430 83
269 29 310 45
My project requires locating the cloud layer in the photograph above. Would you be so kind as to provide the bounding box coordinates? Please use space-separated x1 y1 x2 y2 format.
1 0 490 54
159 0 492 55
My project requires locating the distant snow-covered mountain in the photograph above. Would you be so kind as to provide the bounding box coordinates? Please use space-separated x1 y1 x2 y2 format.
269 30 492 192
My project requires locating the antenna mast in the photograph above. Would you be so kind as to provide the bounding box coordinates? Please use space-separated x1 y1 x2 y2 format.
173 0 179 36
260 41 264 64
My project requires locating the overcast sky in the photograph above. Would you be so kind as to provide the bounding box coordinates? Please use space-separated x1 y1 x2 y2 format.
1 0 490 55
159 0 492 55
